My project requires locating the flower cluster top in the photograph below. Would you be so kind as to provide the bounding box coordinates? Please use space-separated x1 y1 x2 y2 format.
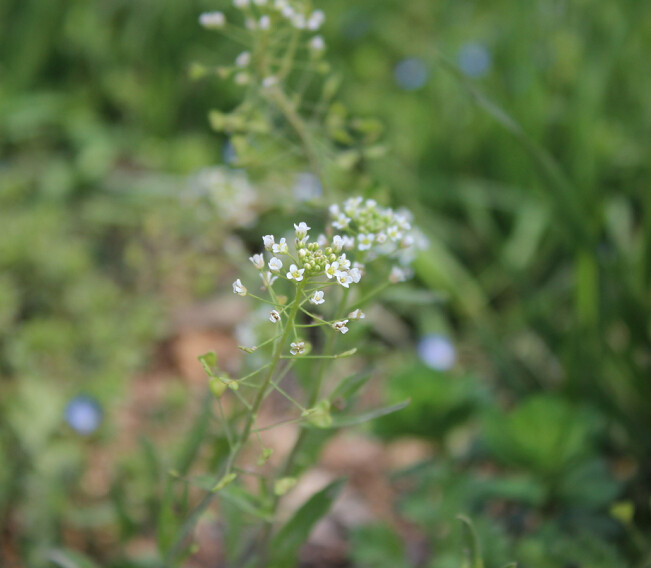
231 197 425 352
199 0 326 88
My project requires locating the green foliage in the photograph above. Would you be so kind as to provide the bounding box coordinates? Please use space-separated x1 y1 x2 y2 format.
270 479 346 568
1 0 650 566
374 363 486 442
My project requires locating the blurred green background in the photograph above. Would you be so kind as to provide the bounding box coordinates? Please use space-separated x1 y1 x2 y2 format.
1 0 650 566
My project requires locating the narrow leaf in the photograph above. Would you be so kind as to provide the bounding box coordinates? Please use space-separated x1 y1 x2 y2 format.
270 479 346 566
457 515 485 568
47 549 101 568
329 400 410 428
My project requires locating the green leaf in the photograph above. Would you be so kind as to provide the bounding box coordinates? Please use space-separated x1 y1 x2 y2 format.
174 395 211 475
329 372 371 408
48 548 101 568
274 477 298 496
157 480 177 555
270 479 346 567
457 515 485 568
330 399 410 428
212 472 237 492
198 351 217 377
302 400 333 428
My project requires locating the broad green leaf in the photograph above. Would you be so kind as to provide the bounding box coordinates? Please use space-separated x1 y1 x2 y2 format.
270 479 346 567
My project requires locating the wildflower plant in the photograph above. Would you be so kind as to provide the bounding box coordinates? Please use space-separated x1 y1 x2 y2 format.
163 197 425 565
163 2 427 566
194 0 387 193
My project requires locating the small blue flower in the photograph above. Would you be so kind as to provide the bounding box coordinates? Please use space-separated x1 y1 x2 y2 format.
458 42 492 78
65 395 103 435
418 334 456 371
394 58 429 91
222 139 238 164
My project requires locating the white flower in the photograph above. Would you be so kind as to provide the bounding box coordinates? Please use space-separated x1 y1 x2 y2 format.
348 267 362 283
233 278 247 296
269 309 281 323
268 257 283 272
234 0 250 7
309 35 325 51
337 253 351 270
348 308 365 320
332 213 350 230
324 262 339 279
342 236 355 250
263 235 275 250
281 5 294 18
310 291 325 305
395 211 412 230
292 13 306 29
235 51 251 67
343 197 363 217
329 204 340 216
199 11 226 29
260 271 278 287
332 320 349 334
389 266 407 283
245 17 257 29
287 264 305 281
274 0 288 9
272 237 288 254
331 235 344 252
259 15 271 29
317 234 328 246
401 234 415 248
307 10 325 30
249 253 265 269
294 222 311 240
387 225 402 241
336 272 352 288
376 232 387 244
262 76 278 88
290 341 305 355
357 233 375 251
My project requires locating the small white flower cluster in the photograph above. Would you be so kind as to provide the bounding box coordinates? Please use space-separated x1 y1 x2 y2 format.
230 198 423 354
327 197 427 282
188 167 258 227
232 216 375 352
252 222 364 290
200 0 327 89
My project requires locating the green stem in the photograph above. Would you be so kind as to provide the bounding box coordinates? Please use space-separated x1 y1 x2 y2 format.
165 281 305 566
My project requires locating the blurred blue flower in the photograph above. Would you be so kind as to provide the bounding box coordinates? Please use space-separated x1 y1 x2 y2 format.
222 139 237 164
458 42 492 78
418 334 456 371
394 58 429 91
65 395 102 435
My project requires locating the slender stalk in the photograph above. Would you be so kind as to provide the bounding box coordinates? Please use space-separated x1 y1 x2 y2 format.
165 281 305 566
